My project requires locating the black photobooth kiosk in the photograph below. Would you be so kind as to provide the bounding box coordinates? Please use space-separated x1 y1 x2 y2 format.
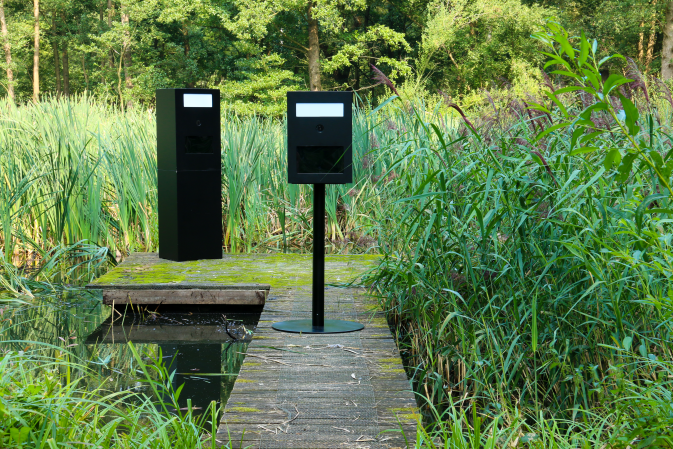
156 89 223 262
272 91 364 334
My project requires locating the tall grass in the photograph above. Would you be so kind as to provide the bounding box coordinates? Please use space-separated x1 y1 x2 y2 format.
0 342 224 448
366 24 673 446
0 95 394 292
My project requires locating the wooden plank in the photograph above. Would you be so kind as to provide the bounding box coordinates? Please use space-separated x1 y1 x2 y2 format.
218 260 419 449
101 288 266 305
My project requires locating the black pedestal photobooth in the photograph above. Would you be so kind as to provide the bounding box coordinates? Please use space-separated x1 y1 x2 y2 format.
156 89 222 262
272 91 364 334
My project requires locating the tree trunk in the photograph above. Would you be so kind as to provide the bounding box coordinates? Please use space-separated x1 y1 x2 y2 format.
183 20 194 88
183 21 190 57
62 41 70 96
108 0 113 69
662 1 673 79
82 53 89 90
646 1 658 73
33 0 39 102
52 14 60 96
639 21 645 63
53 41 61 95
646 22 657 73
307 1 321 91
0 0 14 101
121 6 133 107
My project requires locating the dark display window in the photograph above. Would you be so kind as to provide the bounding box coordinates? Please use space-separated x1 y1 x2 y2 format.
185 136 214 154
296 146 345 174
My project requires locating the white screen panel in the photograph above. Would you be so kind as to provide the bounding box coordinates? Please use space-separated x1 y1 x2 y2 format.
296 103 344 117
183 94 213 108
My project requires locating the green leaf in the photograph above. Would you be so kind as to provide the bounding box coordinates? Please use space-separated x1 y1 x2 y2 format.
394 192 442 203
598 54 626 67
10 427 29 444
581 131 606 145
544 57 571 71
604 149 622 170
553 86 584 95
543 90 569 117
602 74 633 96
617 153 638 182
579 102 608 120
622 336 633 351
550 70 581 78
557 34 575 60
527 102 551 114
534 122 571 142
648 208 673 214
570 146 599 156
650 150 664 168
370 95 399 116
635 193 668 230
570 126 584 150
579 32 589 66
581 68 601 90
618 93 640 136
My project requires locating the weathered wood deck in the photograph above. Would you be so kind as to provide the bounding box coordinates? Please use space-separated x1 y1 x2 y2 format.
85 253 270 306
217 255 419 449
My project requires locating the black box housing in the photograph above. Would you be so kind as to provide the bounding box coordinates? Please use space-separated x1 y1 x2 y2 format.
287 91 353 184
156 88 222 261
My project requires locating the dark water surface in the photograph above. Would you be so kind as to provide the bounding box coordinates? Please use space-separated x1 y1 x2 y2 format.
1 289 260 415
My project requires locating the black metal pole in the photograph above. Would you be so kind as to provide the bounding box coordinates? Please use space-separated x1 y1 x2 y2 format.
312 184 325 327
271 183 363 334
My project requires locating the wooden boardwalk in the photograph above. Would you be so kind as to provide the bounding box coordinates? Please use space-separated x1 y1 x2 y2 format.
217 256 419 449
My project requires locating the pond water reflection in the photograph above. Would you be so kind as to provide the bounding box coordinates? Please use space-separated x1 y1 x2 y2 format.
1 290 261 417
86 310 261 412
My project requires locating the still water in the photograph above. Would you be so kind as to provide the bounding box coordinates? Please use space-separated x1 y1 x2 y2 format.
1 289 261 415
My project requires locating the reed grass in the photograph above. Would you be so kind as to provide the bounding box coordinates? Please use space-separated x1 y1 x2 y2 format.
365 26 673 446
0 341 224 448
0 95 392 292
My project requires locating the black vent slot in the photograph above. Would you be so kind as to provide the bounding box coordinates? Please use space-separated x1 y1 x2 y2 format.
296 146 345 174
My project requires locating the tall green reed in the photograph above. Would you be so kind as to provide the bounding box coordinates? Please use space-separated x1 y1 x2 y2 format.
366 22 673 445
0 95 394 294
0 341 224 448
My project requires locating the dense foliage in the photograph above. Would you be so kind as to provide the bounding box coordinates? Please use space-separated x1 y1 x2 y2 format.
368 23 673 446
1 0 673 112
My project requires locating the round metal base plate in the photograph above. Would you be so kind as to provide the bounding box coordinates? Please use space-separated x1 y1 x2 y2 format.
272 319 364 334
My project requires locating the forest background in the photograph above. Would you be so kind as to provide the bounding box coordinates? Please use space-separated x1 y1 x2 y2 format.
1 0 673 114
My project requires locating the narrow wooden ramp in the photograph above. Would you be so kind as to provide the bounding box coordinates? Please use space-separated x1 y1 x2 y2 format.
217 256 419 449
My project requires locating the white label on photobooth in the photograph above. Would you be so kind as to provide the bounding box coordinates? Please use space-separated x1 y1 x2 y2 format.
183 94 213 108
296 103 344 117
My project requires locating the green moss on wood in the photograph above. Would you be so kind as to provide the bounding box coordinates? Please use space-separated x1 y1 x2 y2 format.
92 253 381 289
390 407 420 422
227 407 261 413
378 358 402 363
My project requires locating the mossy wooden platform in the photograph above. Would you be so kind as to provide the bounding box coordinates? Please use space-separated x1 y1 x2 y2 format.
216 255 419 449
86 253 271 306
